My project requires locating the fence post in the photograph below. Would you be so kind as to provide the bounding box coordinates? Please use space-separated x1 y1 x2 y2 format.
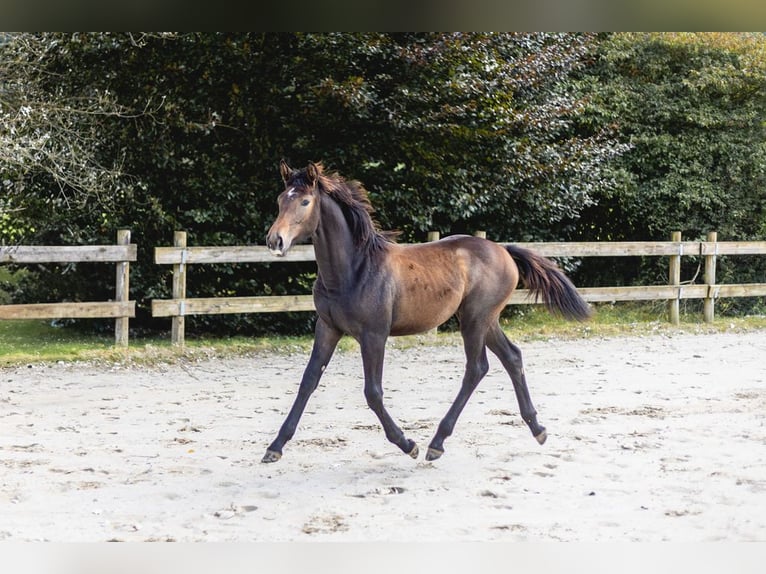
704 231 718 323
668 231 681 325
474 230 487 239
171 231 188 346
114 229 131 347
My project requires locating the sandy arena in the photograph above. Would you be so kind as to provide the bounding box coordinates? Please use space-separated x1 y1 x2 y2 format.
2 330 765 541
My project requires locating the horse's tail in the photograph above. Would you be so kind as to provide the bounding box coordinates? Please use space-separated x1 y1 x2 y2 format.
505 245 592 322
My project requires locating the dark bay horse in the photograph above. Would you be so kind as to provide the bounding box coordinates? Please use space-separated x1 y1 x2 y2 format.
263 160 591 463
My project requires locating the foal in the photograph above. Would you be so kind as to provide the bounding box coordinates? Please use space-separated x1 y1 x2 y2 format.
263 160 591 462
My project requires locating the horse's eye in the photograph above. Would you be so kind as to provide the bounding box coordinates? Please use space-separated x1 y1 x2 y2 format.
301 199 310 206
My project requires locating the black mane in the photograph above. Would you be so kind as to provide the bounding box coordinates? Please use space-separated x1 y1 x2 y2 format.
288 163 397 254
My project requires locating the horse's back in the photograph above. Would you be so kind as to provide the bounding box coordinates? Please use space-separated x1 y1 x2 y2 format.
394 235 517 283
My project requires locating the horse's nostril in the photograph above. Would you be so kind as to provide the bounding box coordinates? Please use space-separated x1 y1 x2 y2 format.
267 232 285 254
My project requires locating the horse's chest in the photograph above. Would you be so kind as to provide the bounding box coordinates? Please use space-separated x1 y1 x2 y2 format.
313 285 386 336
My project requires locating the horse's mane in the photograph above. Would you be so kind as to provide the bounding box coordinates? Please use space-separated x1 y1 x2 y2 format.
289 163 398 254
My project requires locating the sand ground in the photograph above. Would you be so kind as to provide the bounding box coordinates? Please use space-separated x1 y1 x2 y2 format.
2 330 765 541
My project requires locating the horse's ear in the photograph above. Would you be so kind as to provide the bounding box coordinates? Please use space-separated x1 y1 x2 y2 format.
307 161 320 185
279 159 292 183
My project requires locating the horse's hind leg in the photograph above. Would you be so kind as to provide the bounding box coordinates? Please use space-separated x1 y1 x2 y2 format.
426 320 490 461
486 323 547 445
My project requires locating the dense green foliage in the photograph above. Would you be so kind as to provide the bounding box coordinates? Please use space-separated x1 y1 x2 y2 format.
572 33 766 308
2 32 765 335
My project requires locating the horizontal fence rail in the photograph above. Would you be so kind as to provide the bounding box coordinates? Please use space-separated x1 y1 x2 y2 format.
153 230 766 346
0 230 137 347
0 244 138 264
509 241 766 257
154 244 317 264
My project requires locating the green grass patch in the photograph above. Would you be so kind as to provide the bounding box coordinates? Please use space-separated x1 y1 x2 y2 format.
499 302 766 341
1 302 765 366
0 320 115 364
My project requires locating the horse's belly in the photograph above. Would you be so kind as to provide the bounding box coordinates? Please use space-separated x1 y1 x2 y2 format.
390 285 463 336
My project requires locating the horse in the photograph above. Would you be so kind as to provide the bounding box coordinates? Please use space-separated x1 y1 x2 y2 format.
262 160 592 463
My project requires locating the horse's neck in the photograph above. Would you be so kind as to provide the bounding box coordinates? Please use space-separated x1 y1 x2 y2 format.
312 197 362 293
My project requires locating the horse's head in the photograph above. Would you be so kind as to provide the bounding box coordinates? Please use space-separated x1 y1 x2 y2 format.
266 160 322 256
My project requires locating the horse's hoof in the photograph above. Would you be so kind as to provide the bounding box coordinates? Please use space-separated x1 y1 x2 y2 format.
261 450 282 463
425 447 444 461
408 443 419 459
535 429 548 445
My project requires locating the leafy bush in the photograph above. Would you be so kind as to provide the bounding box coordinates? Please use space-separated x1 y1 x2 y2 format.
3 33 620 335
571 33 766 311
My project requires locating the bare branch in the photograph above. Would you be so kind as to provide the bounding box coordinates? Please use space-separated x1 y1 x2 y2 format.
0 33 159 207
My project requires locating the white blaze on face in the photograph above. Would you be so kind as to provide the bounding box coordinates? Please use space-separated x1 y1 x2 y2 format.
268 187 299 257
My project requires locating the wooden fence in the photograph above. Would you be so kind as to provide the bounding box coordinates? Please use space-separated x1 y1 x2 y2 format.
0 230 137 347
153 230 766 346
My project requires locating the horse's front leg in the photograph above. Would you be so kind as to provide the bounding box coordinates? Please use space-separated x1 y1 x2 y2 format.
261 318 342 463
360 333 419 459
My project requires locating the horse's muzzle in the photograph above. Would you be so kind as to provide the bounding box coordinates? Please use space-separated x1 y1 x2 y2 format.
266 230 288 257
